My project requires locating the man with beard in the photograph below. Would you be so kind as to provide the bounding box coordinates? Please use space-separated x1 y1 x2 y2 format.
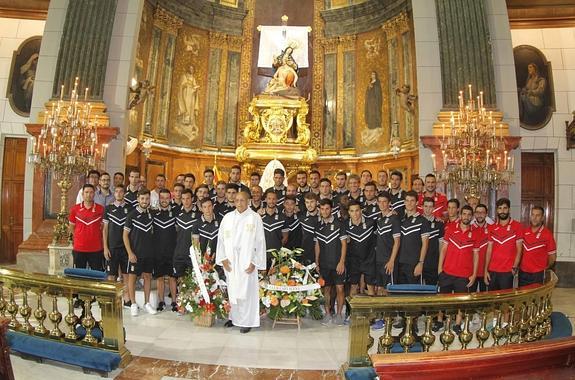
471 204 490 291
309 170 321 195
362 181 380 221
484 198 523 290
417 174 447 219
319 178 339 215
265 168 287 208
519 206 556 286
296 170 310 194
229 165 250 194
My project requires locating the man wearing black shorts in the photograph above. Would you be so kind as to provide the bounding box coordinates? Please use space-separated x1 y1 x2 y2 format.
282 195 302 250
153 189 177 312
103 184 130 307
123 189 157 317
192 198 220 256
397 191 430 284
261 189 288 268
374 192 400 295
345 200 376 296
421 197 444 286
389 170 406 219
315 199 348 326
299 192 321 265
173 189 201 280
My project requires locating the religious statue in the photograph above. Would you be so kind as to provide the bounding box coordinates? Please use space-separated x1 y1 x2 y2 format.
395 84 417 114
263 45 301 97
519 62 547 125
176 65 200 141
128 79 155 109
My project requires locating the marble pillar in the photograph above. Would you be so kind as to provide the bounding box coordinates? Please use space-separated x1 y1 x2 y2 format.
52 0 118 100
435 0 496 108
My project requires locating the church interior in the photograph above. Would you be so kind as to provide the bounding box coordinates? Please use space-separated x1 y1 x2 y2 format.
1 0 575 379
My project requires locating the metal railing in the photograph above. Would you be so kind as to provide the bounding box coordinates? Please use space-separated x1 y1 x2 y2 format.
347 271 557 366
0 267 131 367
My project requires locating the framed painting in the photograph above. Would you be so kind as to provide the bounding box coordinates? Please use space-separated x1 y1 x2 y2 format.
6 36 42 117
513 45 555 131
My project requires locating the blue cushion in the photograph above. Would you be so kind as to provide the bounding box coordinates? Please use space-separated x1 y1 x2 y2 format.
386 284 438 294
546 311 573 339
63 268 107 280
344 366 378 380
7 331 121 372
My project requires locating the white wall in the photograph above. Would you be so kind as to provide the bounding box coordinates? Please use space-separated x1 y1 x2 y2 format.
511 27 575 261
103 0 144 177
0 17 45 240
412 0 442 177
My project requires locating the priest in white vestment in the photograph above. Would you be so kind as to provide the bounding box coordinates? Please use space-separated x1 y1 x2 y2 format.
216 191 266 333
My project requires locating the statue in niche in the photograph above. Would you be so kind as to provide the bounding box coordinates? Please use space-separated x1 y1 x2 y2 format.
263 45 301 97
176 65 200 141
395 84 417 114
361 71 384 146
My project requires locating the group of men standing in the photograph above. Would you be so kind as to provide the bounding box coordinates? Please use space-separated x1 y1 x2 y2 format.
68 165 556 333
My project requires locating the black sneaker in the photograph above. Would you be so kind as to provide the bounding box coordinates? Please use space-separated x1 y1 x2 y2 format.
157 302 165 312
123 300 132 309
453 324 463 335
432 320 444 332
171 302 178 312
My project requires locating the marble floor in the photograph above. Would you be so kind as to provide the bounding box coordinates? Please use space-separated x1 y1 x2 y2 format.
9 287 575 380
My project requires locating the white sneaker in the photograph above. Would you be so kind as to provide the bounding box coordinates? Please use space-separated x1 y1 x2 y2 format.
130 303 139 317
144 302 157 315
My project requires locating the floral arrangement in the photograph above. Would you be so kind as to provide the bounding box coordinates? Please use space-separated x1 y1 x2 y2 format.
177 244 230 321
260 247 323 320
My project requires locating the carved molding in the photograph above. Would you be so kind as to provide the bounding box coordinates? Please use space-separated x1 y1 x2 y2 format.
339 35 357 51
311 0 326 152
153 6 183 35
209 31 229 48
237 0 255 145
382 11 409 39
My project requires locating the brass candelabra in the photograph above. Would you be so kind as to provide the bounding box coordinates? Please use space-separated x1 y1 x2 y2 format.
28 77 108 244
431 85 514 199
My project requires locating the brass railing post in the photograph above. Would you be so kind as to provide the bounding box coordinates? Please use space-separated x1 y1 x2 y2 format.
348 306 372 367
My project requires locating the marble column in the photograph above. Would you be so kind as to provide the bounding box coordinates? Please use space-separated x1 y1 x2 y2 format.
52 0 118 100
435 0 496 108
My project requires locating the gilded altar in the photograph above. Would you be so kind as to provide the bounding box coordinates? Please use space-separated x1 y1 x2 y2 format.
235 95 317 171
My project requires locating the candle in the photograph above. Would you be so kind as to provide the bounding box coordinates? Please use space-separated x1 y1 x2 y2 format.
431 153 436 171
60 84 64 101
486 150 490 169
480 91 484 108
459 91 463 108
468 84 472 100
84 87 89 101
503 150 508 169
510 156 515 171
